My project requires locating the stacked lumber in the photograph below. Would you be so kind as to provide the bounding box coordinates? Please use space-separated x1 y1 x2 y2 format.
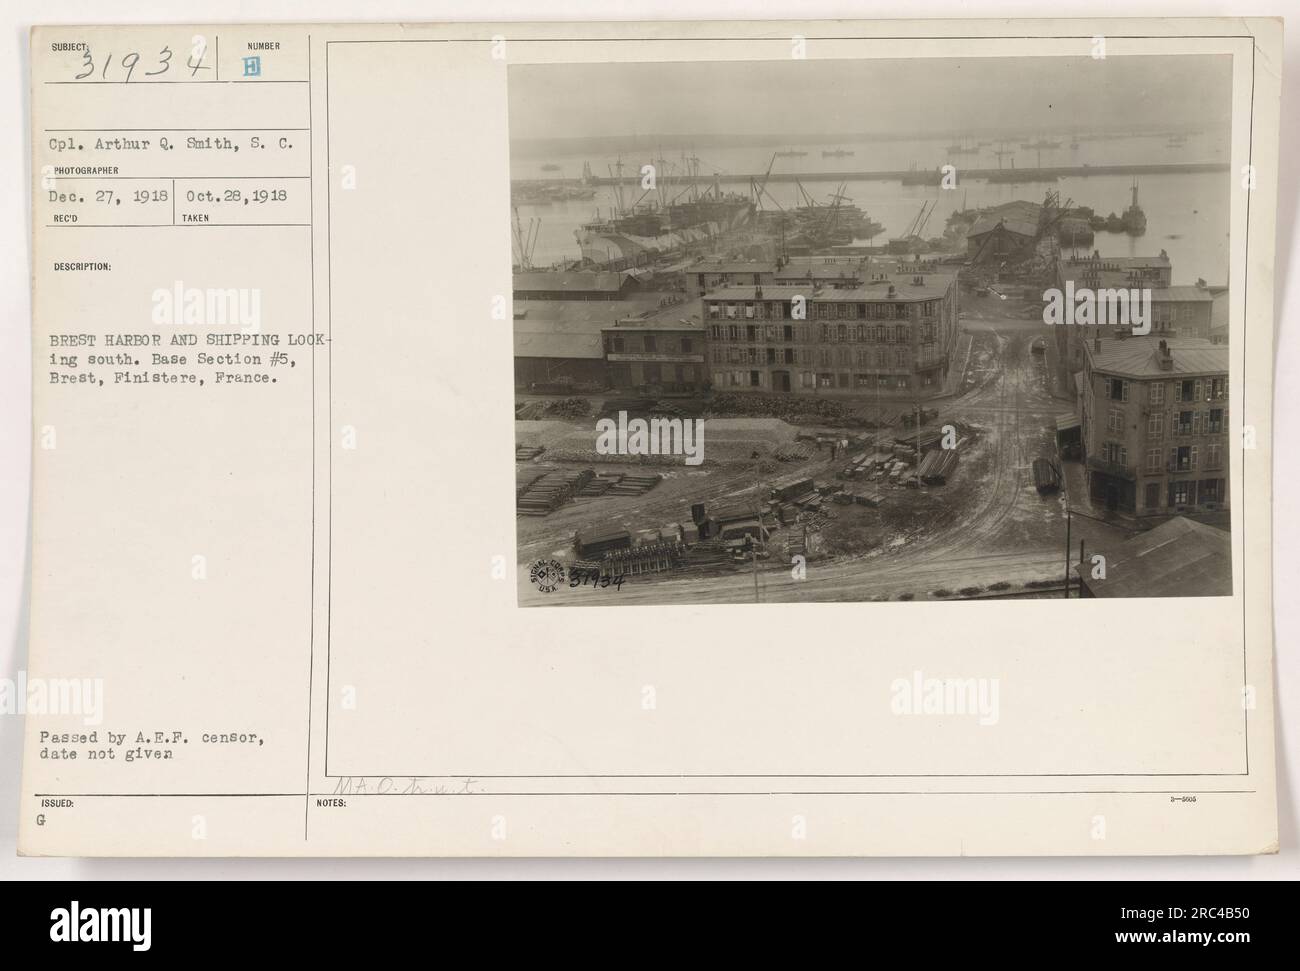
608 473 660 496
577 474 620 497
516 468 594 516
515 444 546 461
685 539 732 569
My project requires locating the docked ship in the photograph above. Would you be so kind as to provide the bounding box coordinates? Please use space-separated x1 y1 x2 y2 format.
575 191 755 268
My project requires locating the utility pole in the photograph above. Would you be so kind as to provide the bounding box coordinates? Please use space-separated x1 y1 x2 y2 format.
1064 505 1072 598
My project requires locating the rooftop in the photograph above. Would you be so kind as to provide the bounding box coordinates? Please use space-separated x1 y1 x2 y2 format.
1086 336 1227 378
965 200 1044 239
1152 286 1214 303
604 299 703 331
1075 517 1231 598
513 270 633 293
513 295 675 359
691 260 779 275
1058 252 1171 270
702 272 956 303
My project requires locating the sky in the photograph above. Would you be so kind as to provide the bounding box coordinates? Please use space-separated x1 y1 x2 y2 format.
508 55 1232 145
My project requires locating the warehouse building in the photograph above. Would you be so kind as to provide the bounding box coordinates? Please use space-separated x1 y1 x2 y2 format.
513 296 673 390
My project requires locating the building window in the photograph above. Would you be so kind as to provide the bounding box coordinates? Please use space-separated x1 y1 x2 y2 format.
1108 378 1128 401
817 372 833 388
1206 443 1223 470
1146 448 1162 472
681 338 693 353
1147 411 1164 437
1107 407 1124 434
1149 382 1165 405
1176 411 1194 436
1102 442 1128 467
643 336 657 352
1208 408 1223 433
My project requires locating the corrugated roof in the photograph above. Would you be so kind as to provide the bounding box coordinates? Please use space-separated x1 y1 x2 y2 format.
1086 336 1227 377
1075 517 1231 598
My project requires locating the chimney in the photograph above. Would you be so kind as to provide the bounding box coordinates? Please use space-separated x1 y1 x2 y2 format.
1093 335 1101 353
1157 339 1173 371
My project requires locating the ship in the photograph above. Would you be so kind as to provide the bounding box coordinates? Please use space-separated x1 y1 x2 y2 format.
775 148 808 158
575 191 755 268
1121 180 1147 234
512 181 597 205
822 148 855 158
1019 137 1062 150
540 163 561 172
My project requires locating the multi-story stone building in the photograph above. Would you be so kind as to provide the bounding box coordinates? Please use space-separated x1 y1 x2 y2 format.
601 303 707 394
1080 335 1229 516
701 264 959 396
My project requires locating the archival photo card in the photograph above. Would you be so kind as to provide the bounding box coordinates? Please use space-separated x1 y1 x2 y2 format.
20 19 1279 857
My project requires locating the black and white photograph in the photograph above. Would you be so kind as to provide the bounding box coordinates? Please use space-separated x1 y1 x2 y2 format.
510 55 1234 604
